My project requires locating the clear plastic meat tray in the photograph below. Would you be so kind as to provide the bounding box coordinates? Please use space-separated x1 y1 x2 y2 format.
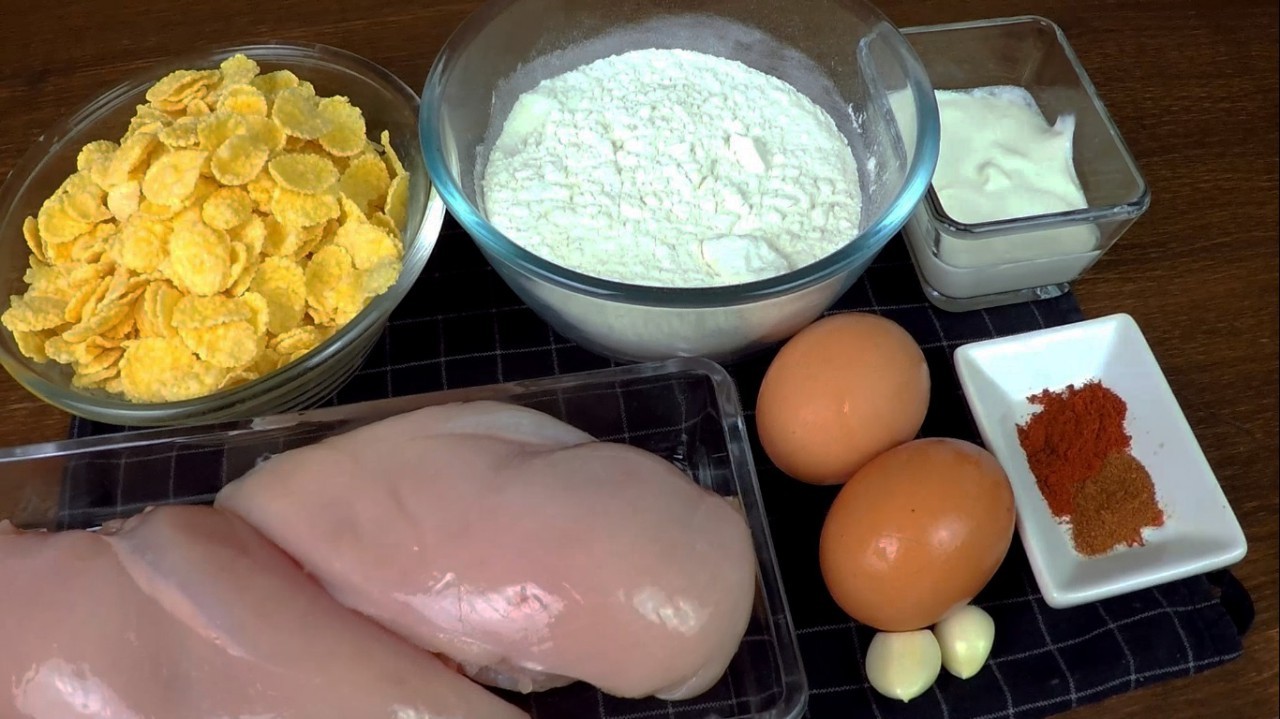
0 357 807 719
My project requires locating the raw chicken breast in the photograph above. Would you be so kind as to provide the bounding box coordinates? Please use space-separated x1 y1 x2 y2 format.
216 401 758 701
0 505 528 719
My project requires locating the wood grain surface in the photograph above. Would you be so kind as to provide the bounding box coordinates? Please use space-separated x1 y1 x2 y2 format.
1 0 1276 716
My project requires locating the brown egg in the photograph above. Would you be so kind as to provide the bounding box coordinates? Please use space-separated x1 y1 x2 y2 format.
755 313 930 485
818 438 1016 632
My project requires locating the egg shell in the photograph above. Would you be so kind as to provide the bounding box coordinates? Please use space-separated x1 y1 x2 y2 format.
755 313 930 485
818 437 1016 632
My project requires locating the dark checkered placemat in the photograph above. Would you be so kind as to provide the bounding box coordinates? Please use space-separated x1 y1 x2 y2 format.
69 222 1252 719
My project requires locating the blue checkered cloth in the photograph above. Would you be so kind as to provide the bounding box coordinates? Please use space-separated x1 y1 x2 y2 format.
69 223 1251 718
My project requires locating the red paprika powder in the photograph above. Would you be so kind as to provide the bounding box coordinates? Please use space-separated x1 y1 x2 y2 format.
1016 380 1164 557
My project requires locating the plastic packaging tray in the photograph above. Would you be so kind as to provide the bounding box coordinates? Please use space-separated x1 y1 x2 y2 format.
0 357 807 719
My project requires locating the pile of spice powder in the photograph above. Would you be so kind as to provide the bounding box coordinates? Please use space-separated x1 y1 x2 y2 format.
1016 380 1165 556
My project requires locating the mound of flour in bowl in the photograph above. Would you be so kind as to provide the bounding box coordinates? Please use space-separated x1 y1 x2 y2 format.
481 48 863 288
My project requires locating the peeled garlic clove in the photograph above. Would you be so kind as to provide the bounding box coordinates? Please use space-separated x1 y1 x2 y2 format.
933 604 995 679
864 629 942 702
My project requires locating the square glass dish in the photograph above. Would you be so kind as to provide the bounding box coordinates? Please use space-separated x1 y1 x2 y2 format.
953 314 1247 609
898 16 1150 312
0 357 806 719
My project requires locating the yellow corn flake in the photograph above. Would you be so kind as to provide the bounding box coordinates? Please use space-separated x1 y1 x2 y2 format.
294 220 333 259
201 187 253 230
316 96 367 157
106 180 142 221
141 149 207 206
2 294 68 333
272 87 329 140
225 242 255 296
250 256 306 335
12 329 53 362
368 212 401 241
268 152 339 195
251 69 300 100
242 115 287 154
119 337 224 402
271 324 333 356
186 99 212 117
271 187 339 228
23 216 46 263
70 224 115 264
72 362 122 389
37 197 93 245
61 175 112 225
361 257 401 297
166 220 231 296
142 280 183 338
77 140 118 175
238 290 270 335
61 296 136 344
219 85 269 117
379 130 406 178
158 116 201 148
233 214 267 256
104 132 158 189
219 367 260 390
190 177 221 208
245 169 277 212
171 293 252 329
304 244 367 324
220 54 260 86
384 173 409 231
118 217 171 274
126 107 172 139
26 262 82 300
43 336 80 365
146 69 220 105
179 320 263 368
333 221 400 271
338 153 391 215
197 111 246 152
210 134 270 186
78 345 124 376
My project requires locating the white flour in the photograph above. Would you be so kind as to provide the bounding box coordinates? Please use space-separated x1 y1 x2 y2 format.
481 48 863 288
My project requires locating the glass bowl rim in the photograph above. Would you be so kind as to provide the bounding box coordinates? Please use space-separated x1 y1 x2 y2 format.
420 0 941 309
0 40 443 423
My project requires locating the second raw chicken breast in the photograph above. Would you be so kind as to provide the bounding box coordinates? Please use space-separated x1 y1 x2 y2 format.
215 401 758 701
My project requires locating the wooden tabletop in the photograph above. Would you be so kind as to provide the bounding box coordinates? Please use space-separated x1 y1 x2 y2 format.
2 0 1276 716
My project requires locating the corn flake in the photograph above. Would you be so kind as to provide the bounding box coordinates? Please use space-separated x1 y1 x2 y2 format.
119 336 224 402
220 85 269 117
158 116 201 148
201 187 253 230
166 219 231 296
384 173 409 231
272 87 329 140
317 96 367 157
333 221 400 270
210 134 270 186
37 197 93 245
13 329 53 362
250 256 306 335
141 149 207 206
338 153 391 215
233 214 267 256
269 152 338 194
242 115 286 152
251 69 300 100
379 130 406 178
220 54 261 86
271 187 339 228
179 320 263 368
271 324 333 356
107 180 142 221
104 132 158 189
78 140 118 175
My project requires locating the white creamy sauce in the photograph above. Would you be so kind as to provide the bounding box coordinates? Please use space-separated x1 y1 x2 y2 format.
930 86 1088 226
481 48 863 288
896 86 1101 300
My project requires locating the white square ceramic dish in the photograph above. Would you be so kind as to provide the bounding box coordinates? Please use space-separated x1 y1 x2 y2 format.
953 313 1247 609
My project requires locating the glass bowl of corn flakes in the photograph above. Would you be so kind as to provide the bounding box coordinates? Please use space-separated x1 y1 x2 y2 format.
0 42 444 426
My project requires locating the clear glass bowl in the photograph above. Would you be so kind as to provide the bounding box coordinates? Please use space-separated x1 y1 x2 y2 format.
0 357 807 719
898 17 1150 312
421 0 939 363
0 42 447 426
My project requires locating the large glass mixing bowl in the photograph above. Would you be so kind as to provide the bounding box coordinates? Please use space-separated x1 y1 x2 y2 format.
422 0 939 363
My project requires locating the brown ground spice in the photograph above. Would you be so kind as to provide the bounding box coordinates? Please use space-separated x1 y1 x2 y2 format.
1069 451 1166 557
